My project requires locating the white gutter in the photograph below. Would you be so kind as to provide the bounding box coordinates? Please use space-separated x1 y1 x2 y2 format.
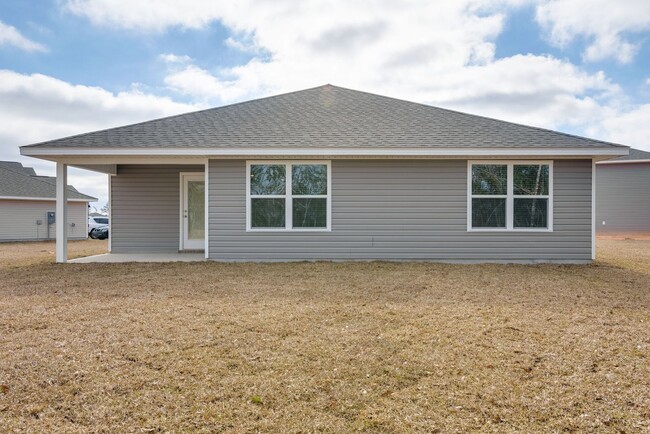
597 159 650 165
21 146 629 157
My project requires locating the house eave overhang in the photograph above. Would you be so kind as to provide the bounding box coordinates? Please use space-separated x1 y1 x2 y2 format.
0 195 96 202
20 146 629 161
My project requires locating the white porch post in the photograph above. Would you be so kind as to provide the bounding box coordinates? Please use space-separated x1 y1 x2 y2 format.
205 160 209 259
108 174 112 253
56 162 68 263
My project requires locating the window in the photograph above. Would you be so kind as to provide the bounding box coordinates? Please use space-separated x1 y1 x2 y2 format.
247 161 331 231
468 161 552 231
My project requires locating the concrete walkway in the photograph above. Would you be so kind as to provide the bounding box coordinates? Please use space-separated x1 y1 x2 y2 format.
70 253 205 263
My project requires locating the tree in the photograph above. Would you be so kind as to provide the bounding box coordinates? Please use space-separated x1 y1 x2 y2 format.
100 202 110 215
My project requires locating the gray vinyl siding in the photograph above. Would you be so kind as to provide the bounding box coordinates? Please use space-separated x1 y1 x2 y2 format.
0 200 87 241
111 165 203 253
208 159 592 261
596 163 650 234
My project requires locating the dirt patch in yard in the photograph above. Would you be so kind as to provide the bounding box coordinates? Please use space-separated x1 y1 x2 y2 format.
0 240 648 432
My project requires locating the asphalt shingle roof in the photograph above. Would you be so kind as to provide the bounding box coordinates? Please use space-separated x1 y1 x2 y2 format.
0 161 96 201
0 161 36 176
23 84 625 150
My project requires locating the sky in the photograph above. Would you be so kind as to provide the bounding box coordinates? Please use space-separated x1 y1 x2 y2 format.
1 0 650 208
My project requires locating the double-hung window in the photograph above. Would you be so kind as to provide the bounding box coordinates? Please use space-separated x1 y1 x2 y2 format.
468 161 552 231
247 161 331 231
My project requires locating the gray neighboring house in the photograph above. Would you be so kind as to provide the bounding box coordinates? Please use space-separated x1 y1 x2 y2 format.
19 85 628 263
0 161 96 241
596 148 650 236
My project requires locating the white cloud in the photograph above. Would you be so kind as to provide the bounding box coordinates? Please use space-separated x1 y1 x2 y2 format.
64 0 646 142
59 0 650 152
0 70 197 204
159 53 192 64
126 1 615 131
64 0 226 31
423 54 618 129
0 20 47 52
536 0 650 64
0 70 195 145
586 104 650 151
224 35 261 54
164 63 258 103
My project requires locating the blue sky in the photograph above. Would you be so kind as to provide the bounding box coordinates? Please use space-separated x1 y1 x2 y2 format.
496 5 650 100
1 0 649 206
0 1 249 100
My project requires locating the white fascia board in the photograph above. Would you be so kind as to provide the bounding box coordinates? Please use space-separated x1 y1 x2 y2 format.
597 159 650 165
0 196 94 202
21 156 211 166
20 146 629 158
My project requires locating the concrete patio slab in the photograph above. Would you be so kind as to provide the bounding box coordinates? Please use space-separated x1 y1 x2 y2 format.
69 253 205 263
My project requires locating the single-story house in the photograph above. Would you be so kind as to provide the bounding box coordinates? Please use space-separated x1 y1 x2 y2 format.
596 148 650 237
20 85 628 263
0 161 96 241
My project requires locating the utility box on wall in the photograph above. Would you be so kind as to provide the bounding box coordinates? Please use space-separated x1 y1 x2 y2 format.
47 211 55 225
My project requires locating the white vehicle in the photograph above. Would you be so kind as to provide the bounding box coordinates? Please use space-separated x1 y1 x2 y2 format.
88 215 109 234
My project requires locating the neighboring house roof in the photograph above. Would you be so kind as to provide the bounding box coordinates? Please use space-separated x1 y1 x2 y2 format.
598 148 650 164
0 161 37 176
0 161 97 201
21 85 626 154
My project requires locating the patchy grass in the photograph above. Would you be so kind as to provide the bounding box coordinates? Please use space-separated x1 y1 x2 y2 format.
0 240 648 433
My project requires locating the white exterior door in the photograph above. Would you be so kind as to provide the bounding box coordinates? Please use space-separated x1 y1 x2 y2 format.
181 173 205 251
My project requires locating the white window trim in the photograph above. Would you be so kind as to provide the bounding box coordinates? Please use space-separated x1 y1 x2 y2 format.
246 160 332 232
467 160 553 232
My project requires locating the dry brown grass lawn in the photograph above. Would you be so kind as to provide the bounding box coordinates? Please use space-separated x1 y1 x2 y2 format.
1 240 649 433
0 239 107 267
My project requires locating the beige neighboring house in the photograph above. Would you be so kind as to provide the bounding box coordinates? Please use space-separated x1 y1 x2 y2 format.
0 161 96 241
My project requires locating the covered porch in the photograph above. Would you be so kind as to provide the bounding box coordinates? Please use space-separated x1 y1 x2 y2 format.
48 159 209 263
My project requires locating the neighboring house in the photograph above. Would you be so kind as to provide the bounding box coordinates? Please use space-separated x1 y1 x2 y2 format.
20 85 628 262
0 161 96 241
596 148 650 236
